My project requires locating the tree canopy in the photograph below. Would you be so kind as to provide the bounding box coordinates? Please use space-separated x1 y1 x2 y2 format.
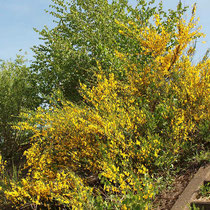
31 0 188 102
0 56 40 161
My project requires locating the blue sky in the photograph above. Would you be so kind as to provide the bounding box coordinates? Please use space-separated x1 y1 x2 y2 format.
0 0 209 62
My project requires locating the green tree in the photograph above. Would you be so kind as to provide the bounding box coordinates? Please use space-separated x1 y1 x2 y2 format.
0 56 40 162
32 0 187 102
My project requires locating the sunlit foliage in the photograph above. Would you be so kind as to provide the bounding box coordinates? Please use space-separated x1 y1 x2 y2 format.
2 2 209 210
0 56 40 163
31 0 188 102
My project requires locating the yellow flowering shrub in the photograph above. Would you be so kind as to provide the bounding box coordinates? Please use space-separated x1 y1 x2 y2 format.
0 154 9 207
3 4 209 210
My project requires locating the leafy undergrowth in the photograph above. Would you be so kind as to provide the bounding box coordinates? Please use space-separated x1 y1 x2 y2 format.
0 2 209 210
197 181 210 199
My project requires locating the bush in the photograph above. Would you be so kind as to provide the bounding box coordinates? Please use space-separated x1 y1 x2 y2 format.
0 56 40 163
3 3 209 209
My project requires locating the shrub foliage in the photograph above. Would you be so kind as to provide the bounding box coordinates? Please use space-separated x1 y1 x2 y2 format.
0 56 40 163
2 2 209 209
0 1 209 209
